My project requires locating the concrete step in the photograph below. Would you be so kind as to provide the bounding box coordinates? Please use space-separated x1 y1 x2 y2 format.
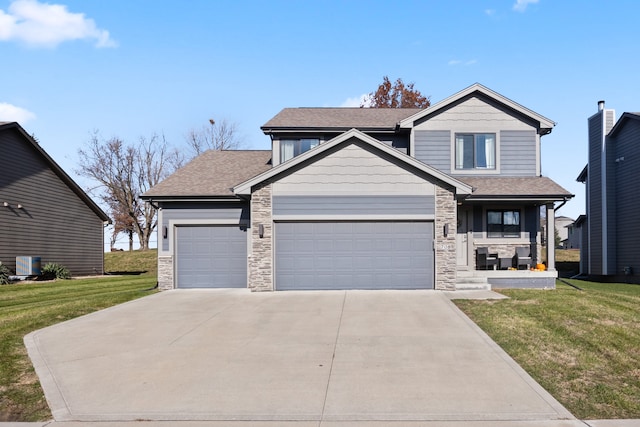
455 275 491 291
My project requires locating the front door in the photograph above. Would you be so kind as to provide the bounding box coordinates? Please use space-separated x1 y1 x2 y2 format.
456 208 471 268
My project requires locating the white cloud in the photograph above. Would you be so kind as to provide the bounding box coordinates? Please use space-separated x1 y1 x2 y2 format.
340 94 370 108
0 0 116 48
0 102 36 123
485 9 496 16
513 0 539 12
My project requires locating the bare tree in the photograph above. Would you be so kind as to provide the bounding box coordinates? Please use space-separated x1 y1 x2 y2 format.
78 132 184 250
186 118 242 156
361 76 430 108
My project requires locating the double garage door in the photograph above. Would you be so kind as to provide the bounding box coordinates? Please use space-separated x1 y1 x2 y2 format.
176 222 434 290
275 221 434 290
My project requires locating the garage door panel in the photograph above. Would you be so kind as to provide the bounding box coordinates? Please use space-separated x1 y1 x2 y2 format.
176 225 247 288
275 221 434 290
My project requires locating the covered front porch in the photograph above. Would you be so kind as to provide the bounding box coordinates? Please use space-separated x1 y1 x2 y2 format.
453 176 573 290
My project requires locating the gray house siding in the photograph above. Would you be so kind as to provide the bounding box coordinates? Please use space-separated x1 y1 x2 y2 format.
272 195 435 217
612 119 640 276
587 113 603 274
500 131 537 176
158 202 249 252
414 130 451 172
0 127 105 275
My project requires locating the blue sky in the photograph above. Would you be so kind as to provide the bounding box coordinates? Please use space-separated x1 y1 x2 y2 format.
1 0 639 247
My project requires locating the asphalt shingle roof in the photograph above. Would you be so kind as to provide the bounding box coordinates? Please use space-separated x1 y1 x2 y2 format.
261 108 423 130
143 150 272 198
459 176 573 198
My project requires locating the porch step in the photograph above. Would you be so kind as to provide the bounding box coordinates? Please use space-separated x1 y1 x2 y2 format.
455 275 491 291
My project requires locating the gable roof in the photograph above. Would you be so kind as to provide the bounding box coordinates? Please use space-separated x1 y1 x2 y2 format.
608 112 640 137
142 150 272 200
399 83 556 135
459 176 573 201
261 108 422 133
234 129 473 196
0 122 110 222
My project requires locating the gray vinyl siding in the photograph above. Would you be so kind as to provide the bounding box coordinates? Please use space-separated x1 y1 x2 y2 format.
587 113 603 274
500 131 537 176
273 195 434 217
612 119 640 276
414 130 450 172
0 128 105 275
158 202 249 252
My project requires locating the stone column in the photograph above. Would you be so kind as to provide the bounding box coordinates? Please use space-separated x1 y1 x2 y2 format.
248 182 274 291
546 203 556 271
157 256 174 290
435 186 457 290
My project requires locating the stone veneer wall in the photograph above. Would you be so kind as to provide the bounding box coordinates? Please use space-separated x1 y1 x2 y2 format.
435 185 457 290
248 182 273 291
158 256 174 290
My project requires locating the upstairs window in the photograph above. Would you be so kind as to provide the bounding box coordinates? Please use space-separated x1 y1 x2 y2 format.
455 133 496 170
281 138 320 162
487 209 520 238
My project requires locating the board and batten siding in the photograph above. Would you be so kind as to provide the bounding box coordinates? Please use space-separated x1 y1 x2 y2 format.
272 140 435 197
0 128 105 275
587 112 604 274
158 202 249 253
612 118 640 276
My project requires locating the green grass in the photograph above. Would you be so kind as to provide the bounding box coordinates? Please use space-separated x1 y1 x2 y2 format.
0 251 157 422
455 280 640 420
104 249 158 276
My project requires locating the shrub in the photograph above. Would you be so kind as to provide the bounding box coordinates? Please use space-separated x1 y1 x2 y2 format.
0 262 10 285
41 263 71 280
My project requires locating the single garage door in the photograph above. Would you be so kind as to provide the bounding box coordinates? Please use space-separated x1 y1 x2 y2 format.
176 225 247 288
275 221 433 290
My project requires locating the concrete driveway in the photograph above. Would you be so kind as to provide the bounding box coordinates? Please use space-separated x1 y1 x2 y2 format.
25 290 575 424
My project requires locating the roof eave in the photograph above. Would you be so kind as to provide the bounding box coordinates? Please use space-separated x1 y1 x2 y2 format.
0 122 111 223
235 128 473 196
399 83 556 131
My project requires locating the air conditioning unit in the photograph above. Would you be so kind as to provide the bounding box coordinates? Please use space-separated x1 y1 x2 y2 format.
16 256 41 276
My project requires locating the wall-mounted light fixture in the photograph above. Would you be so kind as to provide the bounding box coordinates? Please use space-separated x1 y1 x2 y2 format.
17 204 23 209
163 226 168 239
258 224 264 238
3 202 8 207
443 223 449 237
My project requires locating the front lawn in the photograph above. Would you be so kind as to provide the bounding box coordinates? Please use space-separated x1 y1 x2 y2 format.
0 275 157 421
455 280 640 419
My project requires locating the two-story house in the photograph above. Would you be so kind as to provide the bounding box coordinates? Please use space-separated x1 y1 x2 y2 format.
142 84 573 291
577 102 640 282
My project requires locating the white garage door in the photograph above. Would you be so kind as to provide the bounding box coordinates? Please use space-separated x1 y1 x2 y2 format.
275 221 434 290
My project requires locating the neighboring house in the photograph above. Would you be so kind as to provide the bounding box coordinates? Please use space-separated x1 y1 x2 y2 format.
565 216 582 250
142 84 573 291
577 102 640 281
0 122 110 276
555 216 574 248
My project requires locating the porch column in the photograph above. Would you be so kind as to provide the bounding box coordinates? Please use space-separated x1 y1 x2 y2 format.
546 203 556 271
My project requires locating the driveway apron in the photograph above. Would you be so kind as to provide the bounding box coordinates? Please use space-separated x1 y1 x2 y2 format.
25 290 574 423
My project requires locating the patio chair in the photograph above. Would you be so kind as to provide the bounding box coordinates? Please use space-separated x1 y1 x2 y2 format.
476 247 498 270
515 247 532 270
